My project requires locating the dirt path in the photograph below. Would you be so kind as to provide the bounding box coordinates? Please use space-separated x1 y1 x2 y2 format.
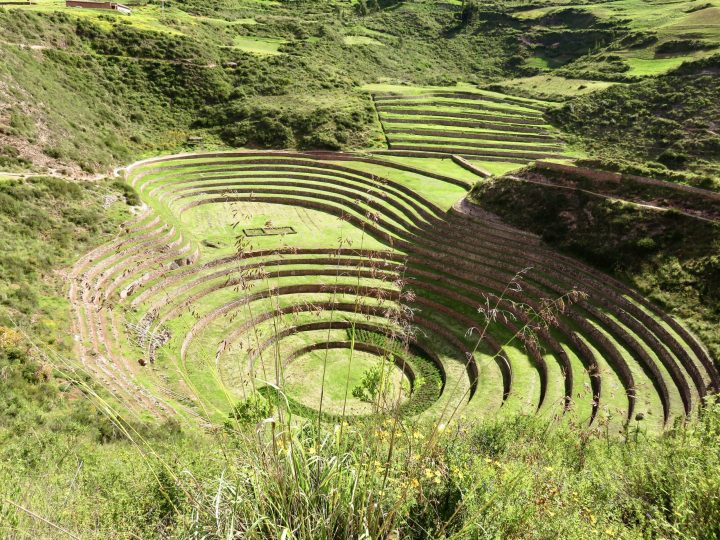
0 169 107 181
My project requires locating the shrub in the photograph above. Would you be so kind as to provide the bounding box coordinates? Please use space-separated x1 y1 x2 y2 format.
0 145 30 169
29 176 83 200
8 110 36 139
225 394 274 429
111 180 141 206
43 147 63 160
200 93 375 151
636 237 657 251
352 356 397 404
657 149 689 169
656 39 713 54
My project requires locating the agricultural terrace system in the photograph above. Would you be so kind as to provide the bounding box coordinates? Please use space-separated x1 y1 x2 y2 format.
66 85 719 433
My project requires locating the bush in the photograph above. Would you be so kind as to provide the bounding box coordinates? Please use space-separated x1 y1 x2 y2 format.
656 39 713 54
657 149 689 169
225 394 274 429
111 180 141 206
0 145 30 169
29 176 83 200
199 93 375 151
352 356 397 404
636 237 657 251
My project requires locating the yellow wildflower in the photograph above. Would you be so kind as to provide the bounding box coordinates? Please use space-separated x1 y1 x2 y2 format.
0 327 22 349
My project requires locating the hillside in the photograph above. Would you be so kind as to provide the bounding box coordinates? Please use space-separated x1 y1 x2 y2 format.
552 56 720 183
0 0 525 174
470 165 720 360
1 0 720 538
2 0 720 175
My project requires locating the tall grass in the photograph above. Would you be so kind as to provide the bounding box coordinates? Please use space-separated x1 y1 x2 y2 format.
3 325 720 539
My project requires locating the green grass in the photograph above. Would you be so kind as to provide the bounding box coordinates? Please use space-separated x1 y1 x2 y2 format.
487 76 617 101
386 133 560 148
512 0 720 79
13 0 184 34
343 35 384 46
552 57 720 180
95 152 710 435
465 160 525 176
365 83 553 109
232 35 286 55
623 56 698 76
524 56 551 70
182 201 389 255
367 83 575 163
283 346 407 415
110 155 465 418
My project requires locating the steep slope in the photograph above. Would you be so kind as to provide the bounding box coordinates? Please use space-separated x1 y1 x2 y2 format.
552 56 720 184
5 0 718 175
471 167 720 361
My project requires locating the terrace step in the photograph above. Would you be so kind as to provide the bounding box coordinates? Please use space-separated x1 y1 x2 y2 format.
372 91 548 112
373 149 534 164
66 152 714 429
387 144 567 161
376 107 550 126
385 127 558 144
388 136 565 153
383 116 551 134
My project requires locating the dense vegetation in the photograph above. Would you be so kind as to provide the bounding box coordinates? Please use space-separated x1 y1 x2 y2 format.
471 170 720 360
3 211 719 537
4 349 720 538
0 175 129 343
554 56 720 182
3 0 718 175
0 175 211 537
0 2 521 173
197 92 379 150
